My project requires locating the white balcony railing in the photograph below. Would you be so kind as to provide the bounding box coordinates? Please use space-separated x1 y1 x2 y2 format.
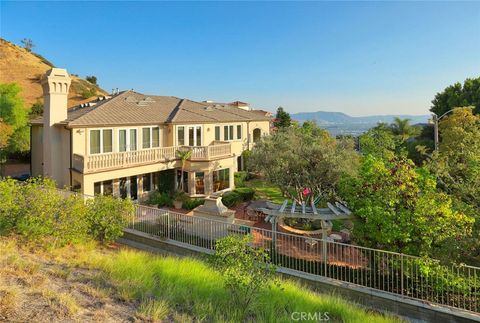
72 143 232 174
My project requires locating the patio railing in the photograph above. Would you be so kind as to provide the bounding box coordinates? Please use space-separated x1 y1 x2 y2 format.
129 204 480 314
73 142 232 174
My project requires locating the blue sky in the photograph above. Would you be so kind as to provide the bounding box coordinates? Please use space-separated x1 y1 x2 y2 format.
1 1 479 116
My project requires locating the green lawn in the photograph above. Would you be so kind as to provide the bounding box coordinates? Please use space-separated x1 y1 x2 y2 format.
244 179 286 204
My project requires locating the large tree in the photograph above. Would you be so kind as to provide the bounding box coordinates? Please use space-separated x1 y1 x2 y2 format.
428 107 480 264
249 124 358 202
359 123 398 160
0 83 30 156
338 155 474 258
430 77 480 116
273 106 291 130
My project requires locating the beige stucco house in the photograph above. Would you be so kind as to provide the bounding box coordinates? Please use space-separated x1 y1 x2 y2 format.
30 68 271 200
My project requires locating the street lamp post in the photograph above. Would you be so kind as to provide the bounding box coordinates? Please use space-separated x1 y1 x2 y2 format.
432 108 457 151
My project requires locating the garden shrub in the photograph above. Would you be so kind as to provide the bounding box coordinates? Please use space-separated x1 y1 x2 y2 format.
147 191 173 207
182 198 204 210
86 195 134 243
234 187 255 201
234 171 248 187
221 191 242 207
211 235 277 320
0 178 21 233
15 178 90 246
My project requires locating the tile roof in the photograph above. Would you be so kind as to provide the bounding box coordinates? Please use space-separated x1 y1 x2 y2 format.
31 90 271 127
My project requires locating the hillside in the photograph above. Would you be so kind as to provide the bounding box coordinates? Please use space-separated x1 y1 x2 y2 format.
0 38 107 109
292 110 429 125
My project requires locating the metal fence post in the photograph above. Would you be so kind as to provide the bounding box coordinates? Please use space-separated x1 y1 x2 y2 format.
167 211 170 240
401 254 404 296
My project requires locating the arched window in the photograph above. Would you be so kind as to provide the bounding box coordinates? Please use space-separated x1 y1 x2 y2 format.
253 128 261 143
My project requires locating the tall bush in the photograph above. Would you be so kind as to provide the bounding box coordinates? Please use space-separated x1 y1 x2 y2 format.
15 178 89 246
86 195 134 243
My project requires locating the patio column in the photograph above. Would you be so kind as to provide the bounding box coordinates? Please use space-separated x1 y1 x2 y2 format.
112 178 120 198
188 171 195 195
229 167 234 190
204 170 213 196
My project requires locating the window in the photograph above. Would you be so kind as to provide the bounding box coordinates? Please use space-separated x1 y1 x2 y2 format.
189 126 195 146
131 176 138 200
237 125 242 139
177 126 185 146
119 130 127 152
176 170 189 193
142 128 151 149
94 181 101 195
90 130 101 154
119 129 137 152
178 125 201 146
195 172 205 194
223 125 234 141
94 180 113 196
130 129 137 151
215 126 220 141
90 129 112 154
152 127 159 147
143 174 151 192
103 129 112 153
103 180 113 196
141 127 159 149
196 126 201 146
213 168 230 192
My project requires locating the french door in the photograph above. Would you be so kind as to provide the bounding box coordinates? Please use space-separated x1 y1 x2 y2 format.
119 129 137 152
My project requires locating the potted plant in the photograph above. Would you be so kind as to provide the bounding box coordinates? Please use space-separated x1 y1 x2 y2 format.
173 190 186 209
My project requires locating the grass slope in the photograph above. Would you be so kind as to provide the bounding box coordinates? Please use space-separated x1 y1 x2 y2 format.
0 237 402 322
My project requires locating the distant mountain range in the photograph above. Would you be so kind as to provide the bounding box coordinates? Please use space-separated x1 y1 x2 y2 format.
291 111 430 136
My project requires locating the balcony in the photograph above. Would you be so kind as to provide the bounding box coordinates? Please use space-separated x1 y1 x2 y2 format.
72 142 232 174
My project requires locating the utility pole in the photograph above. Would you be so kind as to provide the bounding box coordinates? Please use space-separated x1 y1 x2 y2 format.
433 109 457 151
433 114 439 151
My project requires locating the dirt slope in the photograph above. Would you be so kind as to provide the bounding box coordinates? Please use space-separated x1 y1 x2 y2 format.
0 38 107 108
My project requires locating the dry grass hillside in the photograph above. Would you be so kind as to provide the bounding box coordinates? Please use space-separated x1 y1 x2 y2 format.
0 38 107 109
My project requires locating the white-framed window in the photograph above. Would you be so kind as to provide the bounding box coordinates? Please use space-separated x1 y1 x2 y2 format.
142 126 160 149
224 125 234 141
215 126 221 141
119 128 137 152
89 128 113 154
177 126 185 145
176 125 202 146
236 125 242 140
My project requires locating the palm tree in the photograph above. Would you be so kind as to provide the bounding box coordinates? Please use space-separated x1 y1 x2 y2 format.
176 149 192 192
390 117 420 142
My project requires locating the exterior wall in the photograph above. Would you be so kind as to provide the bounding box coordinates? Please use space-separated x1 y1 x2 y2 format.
31 125 44 177
172 120 270 171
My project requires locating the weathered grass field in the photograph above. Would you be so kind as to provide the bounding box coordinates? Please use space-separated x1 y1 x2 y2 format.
0 236 403 322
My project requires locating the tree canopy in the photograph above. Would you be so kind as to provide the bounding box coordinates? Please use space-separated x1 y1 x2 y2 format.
430 77 480 116
338 155 474 257
273 106 291 129
0 83 30 156
248 124 358 202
